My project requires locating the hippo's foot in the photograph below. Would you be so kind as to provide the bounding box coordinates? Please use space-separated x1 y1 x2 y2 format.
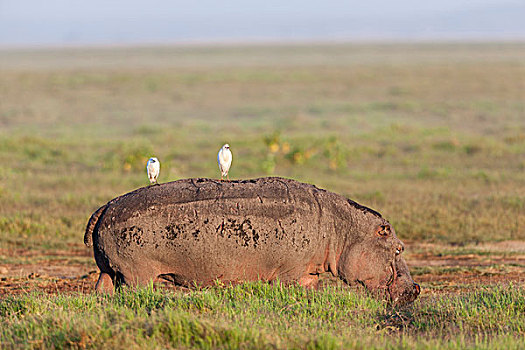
95 272 114 294
299 274 319 289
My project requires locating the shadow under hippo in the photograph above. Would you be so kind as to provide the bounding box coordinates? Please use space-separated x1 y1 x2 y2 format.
84 177 420 305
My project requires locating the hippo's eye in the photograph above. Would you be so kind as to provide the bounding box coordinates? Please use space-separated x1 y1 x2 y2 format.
376 224 391 237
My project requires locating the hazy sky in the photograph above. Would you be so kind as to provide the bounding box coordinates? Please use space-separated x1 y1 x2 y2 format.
1 0 523 46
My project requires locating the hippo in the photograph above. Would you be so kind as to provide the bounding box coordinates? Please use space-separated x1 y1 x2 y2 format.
84 177 420 305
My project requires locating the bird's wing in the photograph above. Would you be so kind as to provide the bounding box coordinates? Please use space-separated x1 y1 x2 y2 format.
217 151 223 170
225 150 232 168
224 160 231 172
147 162 155 175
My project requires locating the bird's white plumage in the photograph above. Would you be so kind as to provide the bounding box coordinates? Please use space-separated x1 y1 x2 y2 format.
217 144 232 179
146 157 160 184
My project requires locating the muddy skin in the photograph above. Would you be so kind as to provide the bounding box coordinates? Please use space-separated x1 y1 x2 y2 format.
84 177 420 304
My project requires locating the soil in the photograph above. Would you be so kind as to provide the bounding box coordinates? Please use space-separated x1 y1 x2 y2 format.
1 242 524 297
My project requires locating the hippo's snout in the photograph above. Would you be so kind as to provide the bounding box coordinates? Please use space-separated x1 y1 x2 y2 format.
390 281 420 305
414 282 421 296
404 282 421 303
387 256 420 305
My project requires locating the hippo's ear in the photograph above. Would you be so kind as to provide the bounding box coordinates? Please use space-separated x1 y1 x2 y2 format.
376 224 391 237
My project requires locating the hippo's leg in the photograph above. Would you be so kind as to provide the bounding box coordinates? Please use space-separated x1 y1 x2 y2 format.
115 268 158 288
95 272 114 294
299 274 319 289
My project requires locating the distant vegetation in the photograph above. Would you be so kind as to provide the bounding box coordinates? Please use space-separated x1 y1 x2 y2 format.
1 43 523 250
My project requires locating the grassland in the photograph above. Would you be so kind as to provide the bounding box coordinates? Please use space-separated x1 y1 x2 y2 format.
1 283 524 349
0 42 524 348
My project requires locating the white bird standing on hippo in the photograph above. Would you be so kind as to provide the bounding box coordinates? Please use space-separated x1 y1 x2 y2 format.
146 157 160 185
217 144 232 181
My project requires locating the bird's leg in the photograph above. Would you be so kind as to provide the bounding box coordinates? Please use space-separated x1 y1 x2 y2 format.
227 174 230 181
220 175 223 181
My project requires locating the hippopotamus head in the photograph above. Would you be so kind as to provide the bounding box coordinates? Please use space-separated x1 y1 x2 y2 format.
337 221 420 305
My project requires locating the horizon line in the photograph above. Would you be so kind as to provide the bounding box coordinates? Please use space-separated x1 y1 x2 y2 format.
2 36 525 51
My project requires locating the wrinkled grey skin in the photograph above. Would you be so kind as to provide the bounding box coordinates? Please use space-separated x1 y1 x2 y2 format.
85 177 420 305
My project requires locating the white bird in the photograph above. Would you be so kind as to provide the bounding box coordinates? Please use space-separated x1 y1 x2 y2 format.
217 144 232 181
146 157 160 185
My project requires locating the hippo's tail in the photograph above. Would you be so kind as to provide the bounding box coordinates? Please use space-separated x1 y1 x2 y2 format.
84 204 108 247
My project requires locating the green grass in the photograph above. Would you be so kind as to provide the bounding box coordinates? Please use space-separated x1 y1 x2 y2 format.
1 282 523 349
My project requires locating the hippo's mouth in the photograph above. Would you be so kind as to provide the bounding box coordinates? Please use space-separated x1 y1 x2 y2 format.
386 258 421 305
349 255 419 305
386 260 396 293
387 261 396 285
357 260 396 300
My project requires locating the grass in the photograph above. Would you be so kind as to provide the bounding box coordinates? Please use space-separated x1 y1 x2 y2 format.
411 263 525 277
1 282 523 349
0 42 524 348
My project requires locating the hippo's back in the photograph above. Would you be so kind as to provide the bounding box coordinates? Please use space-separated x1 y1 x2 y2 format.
92 177 353 286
